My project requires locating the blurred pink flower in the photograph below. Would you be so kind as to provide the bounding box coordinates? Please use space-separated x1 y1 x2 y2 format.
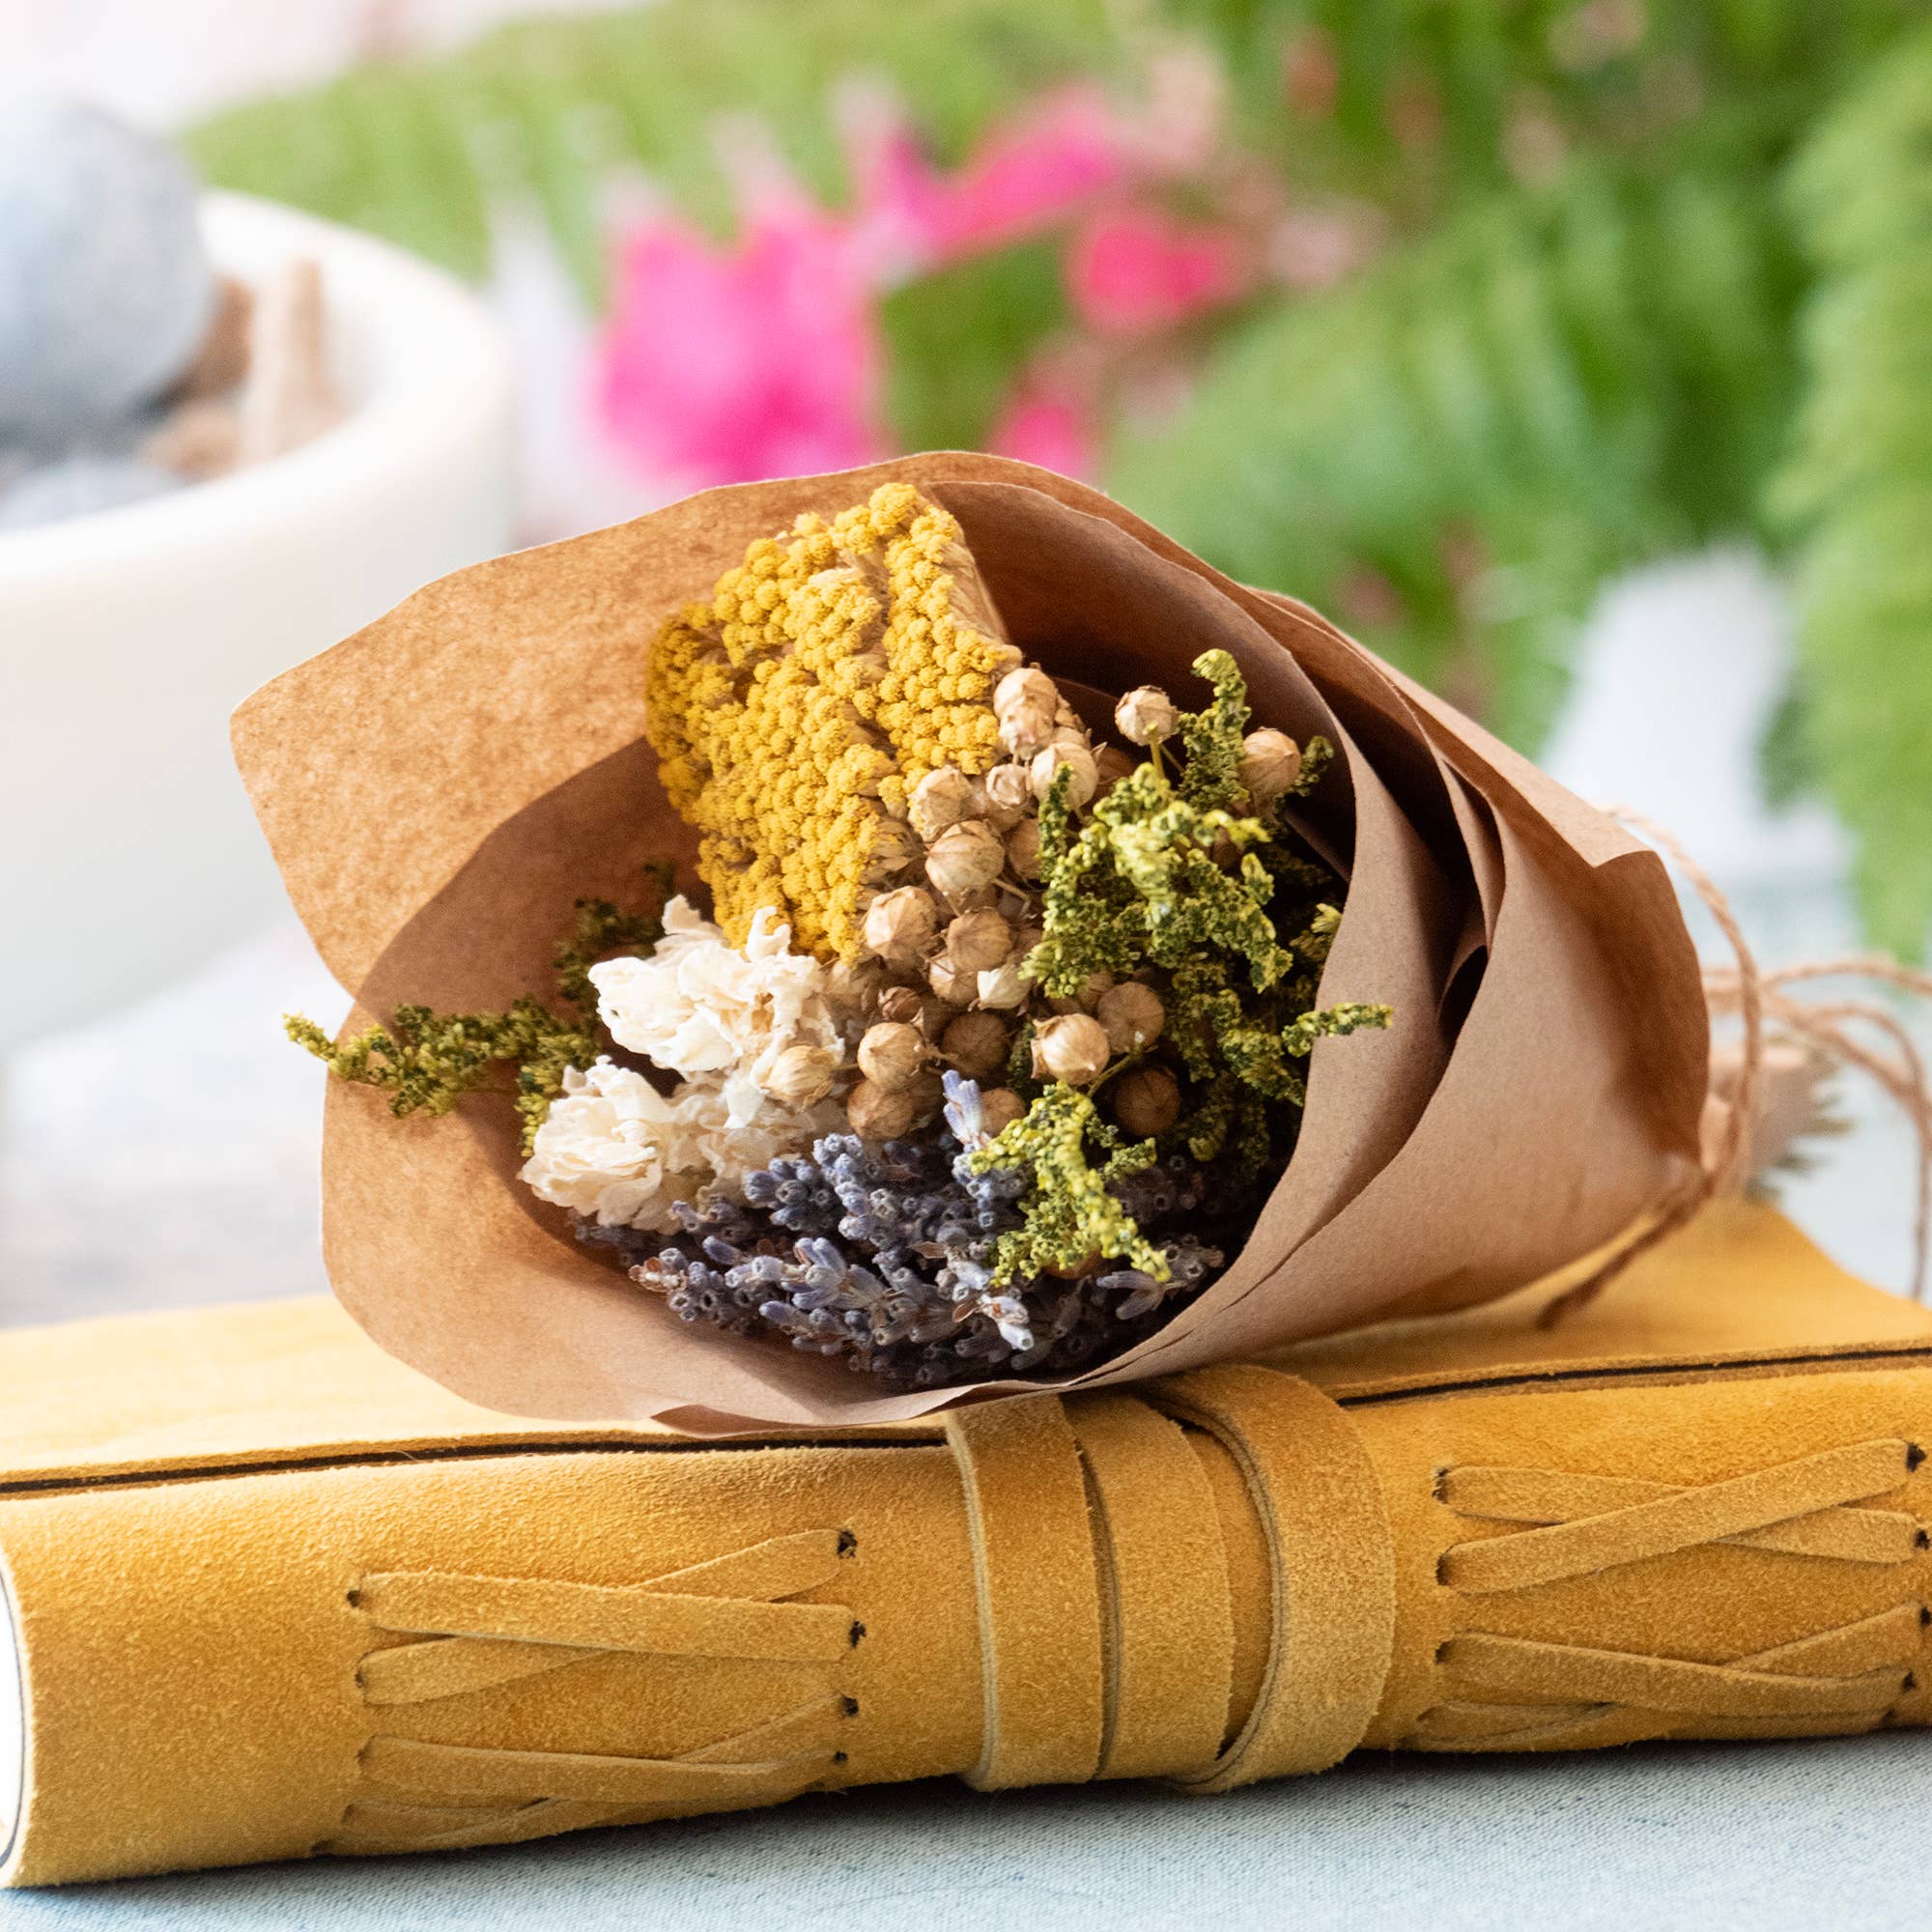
593 83 1210 488
595 203 884 488
851 84 1132 266
1067 203 1249 335
988 381 1094 479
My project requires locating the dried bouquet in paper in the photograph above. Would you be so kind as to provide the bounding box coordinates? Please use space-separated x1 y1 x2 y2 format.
236 456 1708 1429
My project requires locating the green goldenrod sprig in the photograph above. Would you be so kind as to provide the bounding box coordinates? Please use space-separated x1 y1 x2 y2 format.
968 1082 1169 1287
285 1001 597 1151
1026 760 1293 996
1176 647 1249 810
1000 649 1391 1249
287 871 671 1152
553 861 672 1010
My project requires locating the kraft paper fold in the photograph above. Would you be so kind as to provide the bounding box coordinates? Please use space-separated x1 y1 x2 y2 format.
232 454 1707 1427
7 1203 1932 1888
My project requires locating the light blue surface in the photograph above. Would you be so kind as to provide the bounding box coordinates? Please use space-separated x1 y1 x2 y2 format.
5 1733 1926 1930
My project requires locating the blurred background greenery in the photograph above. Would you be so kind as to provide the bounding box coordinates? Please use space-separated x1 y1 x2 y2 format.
180 0 1932 958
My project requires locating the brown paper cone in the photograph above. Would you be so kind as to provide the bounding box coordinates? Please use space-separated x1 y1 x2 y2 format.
233 455 1707 1429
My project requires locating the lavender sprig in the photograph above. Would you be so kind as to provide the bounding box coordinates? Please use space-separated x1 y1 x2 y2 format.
578 1081 1239 1388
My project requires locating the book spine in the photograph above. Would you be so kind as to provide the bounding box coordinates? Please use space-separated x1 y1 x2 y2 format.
6 1357 1932 1887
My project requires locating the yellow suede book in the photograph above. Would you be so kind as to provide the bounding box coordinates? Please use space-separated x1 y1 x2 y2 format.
6 1200 1932 1888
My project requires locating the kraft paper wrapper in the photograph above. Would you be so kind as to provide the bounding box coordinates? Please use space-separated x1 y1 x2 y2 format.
233 455 1708 1429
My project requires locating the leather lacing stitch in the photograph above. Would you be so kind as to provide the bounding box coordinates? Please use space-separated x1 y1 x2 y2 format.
323 1528 860 1854
1411 1439 1928 1752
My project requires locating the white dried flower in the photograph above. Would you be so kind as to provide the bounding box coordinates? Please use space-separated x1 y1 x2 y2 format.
590 896 846 1125
1238 727 1303 805
1115 686 1179 745
519 1058 831 1234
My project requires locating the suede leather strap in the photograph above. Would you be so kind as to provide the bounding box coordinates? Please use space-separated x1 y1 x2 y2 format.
1440 1439 1918 1593
946 1398 1107 1790
1068 1394 1235 1781
1152 1367 1396 1791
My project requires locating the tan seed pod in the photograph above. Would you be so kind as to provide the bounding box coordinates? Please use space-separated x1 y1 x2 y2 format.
980 760 1034 830
995 666 1060 757
1115 686 1179 745
1046 967 1115 1016
945 908 1011 974
763 1042 841 1108
1009 923 1045 959
863 885 938 962
1007 818 1042 881
915 992 958 1039
942 1009 1009 1082
857 1021 930 1093
1030 741 1098 809
1096 981 1165 1053
845 1077 920 1141
908 764 975 842
863 818 923 883
995 665 1058 711
924 819 1006 900
978 1087 1028 1138
976 962 1028 1009
1113 1065 1181 1138
1032 1011 1111 1087
1238 727 1303 805
877 983 926 1026
927 954 977 1007
902 1070 945 1127
827 958 893 1036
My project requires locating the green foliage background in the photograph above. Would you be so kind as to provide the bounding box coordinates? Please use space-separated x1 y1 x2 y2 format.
187 0 1932 956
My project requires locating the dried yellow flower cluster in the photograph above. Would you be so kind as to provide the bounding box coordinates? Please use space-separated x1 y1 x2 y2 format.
646 483 1018 959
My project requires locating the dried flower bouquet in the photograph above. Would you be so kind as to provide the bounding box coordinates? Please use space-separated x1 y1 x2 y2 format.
292 484 1389 1388
237 455 1709 1429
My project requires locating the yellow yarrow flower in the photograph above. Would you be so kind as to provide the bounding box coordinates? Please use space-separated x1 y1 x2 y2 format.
645 486 1018 961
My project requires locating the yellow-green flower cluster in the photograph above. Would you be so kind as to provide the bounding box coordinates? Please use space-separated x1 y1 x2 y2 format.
646 483 1017 960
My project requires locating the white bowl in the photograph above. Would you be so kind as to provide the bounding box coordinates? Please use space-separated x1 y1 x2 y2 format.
0 190 517 1053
